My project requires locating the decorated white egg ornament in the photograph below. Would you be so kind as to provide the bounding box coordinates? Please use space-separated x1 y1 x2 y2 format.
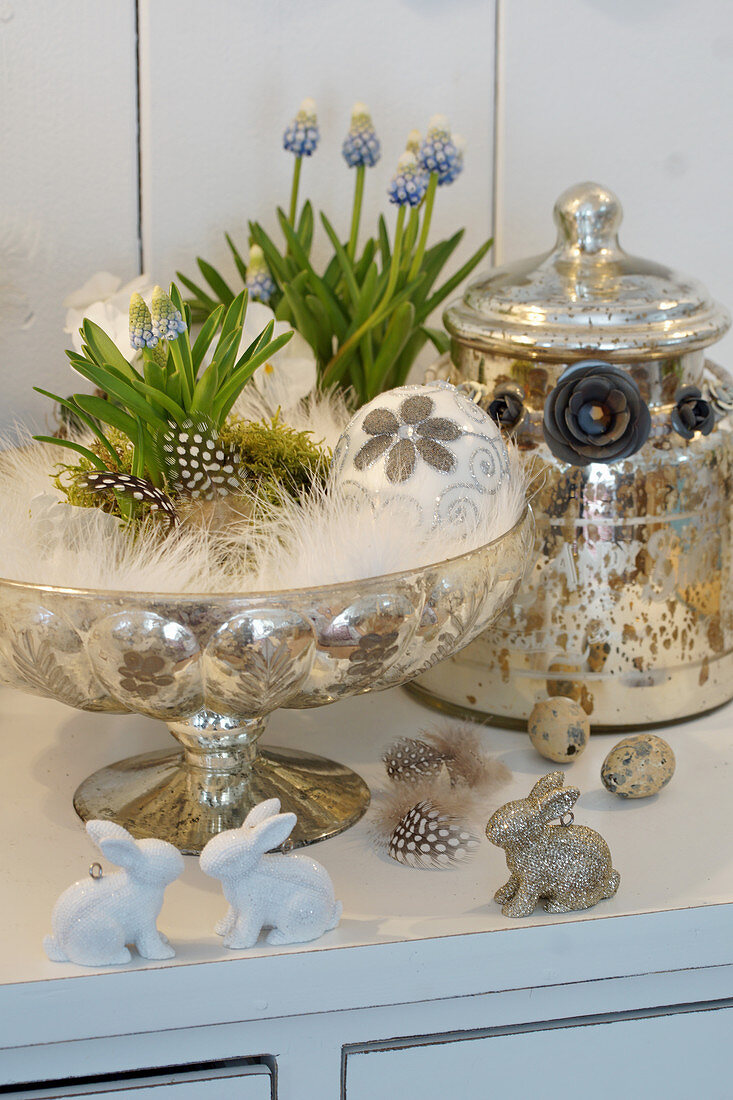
331 382 511 535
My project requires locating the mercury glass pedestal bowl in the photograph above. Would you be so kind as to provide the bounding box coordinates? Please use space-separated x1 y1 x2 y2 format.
0 507 533 852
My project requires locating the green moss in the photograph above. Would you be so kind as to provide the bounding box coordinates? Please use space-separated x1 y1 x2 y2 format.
220 413 331 504
51 416 330 529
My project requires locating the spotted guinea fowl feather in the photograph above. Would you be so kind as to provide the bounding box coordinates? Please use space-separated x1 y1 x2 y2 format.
383 722 510 793
156 417 244 501
381 736 446 783
388 799 479 869
84 472 179 528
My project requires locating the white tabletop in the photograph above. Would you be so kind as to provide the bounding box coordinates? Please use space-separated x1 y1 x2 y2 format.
1 684 732 1048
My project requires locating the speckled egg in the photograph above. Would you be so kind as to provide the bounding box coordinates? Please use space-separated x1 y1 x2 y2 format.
601 734 675 798
330 381 511 536
527 697 590 762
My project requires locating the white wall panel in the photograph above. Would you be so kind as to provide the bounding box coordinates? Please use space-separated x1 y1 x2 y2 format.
496 0 733 362
139 0 496 320
0 1 139 434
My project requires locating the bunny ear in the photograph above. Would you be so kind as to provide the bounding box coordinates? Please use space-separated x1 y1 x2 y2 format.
86 819 134 850
251 812 297 854
537 785 580 824
243 798 281 829
530 771 565 799
86 819 142 869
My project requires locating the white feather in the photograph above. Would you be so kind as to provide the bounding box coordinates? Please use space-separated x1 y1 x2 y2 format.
0 425 529 595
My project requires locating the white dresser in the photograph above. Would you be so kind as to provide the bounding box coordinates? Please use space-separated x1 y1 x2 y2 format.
1 686 731 1098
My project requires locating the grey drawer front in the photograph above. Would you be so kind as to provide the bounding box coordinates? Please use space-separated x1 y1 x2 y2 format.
4 1060 273 1099
344 1001 733 1099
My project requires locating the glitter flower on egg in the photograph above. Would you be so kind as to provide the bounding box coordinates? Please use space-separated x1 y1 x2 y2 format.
150 285 186 343
283 97 320 158
354 393 462 483
387 152 429 207
245 244 276 304
129 292 157 349
342 102 381 168
419 114 459 184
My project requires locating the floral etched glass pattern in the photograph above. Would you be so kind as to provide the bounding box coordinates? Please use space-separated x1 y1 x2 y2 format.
0 508 533 851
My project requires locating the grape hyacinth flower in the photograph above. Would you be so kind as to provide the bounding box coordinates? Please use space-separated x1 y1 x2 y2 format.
407 116 460 282
419 115 459 185
284 98 319 225
343 102 381 258
405 129 421 155
440 134 465 186
129 292 156 349
342 102 381 168
283 97 320 158
245 244 276 305
388 152 429 208
150 285 186 343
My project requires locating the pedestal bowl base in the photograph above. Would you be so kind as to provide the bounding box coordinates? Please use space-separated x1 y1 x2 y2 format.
73 745 371 855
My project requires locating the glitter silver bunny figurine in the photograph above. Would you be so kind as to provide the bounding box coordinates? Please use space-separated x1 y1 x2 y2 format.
486 772 620 917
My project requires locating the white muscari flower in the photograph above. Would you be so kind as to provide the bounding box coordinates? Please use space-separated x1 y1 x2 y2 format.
387 152 429 207
245 244 276 304
150 285 186 342
64 272 152 361
283 97 320 158
405 129 421 155
342 102 381 168
129 292 156 349
419 114 459 184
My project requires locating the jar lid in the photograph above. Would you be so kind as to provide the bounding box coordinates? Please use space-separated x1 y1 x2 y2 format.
446 181 730 361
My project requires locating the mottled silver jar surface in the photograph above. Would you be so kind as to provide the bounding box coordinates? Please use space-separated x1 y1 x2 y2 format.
411 182 733 728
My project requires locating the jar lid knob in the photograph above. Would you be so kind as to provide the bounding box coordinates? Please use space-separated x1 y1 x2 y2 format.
553 181 623 257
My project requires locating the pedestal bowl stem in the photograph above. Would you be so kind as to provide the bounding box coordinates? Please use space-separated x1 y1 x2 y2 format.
73 708 371 854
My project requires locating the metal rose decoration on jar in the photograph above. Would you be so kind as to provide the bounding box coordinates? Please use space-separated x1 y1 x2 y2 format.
542 361 651 466
671 385 715 441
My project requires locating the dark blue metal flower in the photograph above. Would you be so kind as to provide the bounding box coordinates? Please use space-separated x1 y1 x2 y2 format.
543 361 651 467
671 386 715 440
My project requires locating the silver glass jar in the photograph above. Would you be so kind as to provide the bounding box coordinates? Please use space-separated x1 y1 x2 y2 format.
410 181 733 729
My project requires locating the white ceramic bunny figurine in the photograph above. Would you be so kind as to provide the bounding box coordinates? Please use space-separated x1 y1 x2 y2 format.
486 771 620 917
44 820 184 966
199 798 342 949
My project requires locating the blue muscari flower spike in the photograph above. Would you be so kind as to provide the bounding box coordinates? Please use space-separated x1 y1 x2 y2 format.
283 97 320 157
129 292 156 349
246 244 276 304
342 102 381 168
151 285 186 342
440 134 465 186
419 114 459 184
387 152 429 207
